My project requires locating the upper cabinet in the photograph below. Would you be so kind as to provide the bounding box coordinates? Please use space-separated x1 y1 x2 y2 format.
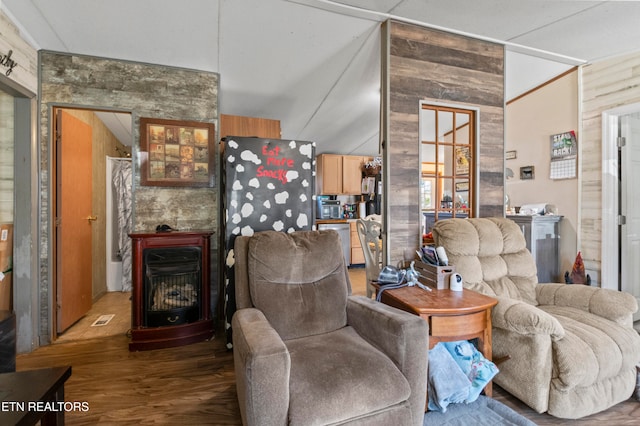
220 114 281 140
317 154 369 195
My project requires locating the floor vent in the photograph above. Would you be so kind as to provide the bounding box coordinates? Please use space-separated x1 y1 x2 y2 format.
91 314 115 327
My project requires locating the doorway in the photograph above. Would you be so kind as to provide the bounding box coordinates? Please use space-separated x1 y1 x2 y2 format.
52 107 133 340
602 103 640 321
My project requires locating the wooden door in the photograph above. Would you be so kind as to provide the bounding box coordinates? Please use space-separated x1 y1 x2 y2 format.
56 110 94 333
318 154 342 194
342 155 365 195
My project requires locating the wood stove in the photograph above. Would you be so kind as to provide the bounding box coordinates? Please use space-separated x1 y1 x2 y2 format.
129 230 214 351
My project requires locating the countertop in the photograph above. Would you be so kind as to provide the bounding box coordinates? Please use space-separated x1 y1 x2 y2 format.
316 218 358 225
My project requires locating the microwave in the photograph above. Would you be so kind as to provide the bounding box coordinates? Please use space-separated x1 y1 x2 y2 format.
317 199 342 219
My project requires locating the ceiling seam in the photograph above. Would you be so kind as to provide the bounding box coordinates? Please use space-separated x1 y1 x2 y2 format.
506 1 608 42
295 24 379 138
348 129 379 155
292 0 586 65
31 0 69 51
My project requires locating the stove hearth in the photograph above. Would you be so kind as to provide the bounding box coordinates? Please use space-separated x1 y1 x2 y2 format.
129 230 214 351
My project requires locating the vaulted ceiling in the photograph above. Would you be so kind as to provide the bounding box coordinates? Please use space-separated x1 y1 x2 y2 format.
3 0 639 154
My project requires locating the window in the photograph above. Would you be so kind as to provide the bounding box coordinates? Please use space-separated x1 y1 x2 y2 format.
420 103 476 233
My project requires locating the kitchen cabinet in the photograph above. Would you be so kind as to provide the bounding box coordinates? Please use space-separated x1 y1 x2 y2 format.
350 221 365 265
317 154 370 195
220 114 281 139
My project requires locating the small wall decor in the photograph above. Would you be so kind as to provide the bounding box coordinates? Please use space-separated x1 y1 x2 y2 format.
140 117 215 187
520 166 535 180
506 150 517 160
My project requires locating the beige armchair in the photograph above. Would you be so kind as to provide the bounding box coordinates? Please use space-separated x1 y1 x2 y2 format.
232 230 428 426
432 217 640 419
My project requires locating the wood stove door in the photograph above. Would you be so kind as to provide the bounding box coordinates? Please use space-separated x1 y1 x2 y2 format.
55 110 94 333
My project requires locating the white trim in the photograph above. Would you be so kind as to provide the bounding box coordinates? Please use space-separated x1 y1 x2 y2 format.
287 0 587 66
418 99 481 222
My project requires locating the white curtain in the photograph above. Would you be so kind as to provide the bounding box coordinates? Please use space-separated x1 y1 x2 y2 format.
113 159 133 291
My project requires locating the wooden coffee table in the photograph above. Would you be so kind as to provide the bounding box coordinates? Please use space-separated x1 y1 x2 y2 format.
374 284 498 396
0 365 72 425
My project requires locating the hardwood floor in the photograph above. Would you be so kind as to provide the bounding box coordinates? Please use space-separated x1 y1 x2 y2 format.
15 269 640 425
56 291 131 343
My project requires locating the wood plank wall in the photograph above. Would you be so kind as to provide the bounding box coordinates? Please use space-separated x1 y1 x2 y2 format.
0 92 13 223
580 52 640 278
0 10 38 94
220 114 281 140
38 51 219 343
381 21 505 263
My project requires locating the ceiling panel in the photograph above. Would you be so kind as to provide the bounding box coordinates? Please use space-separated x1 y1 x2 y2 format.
24 0 219 71
4 0 640 156
218 0 379 153
511 1 640 62
386 0 599 43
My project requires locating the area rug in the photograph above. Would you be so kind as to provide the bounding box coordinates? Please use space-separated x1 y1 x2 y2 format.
423 395 536 426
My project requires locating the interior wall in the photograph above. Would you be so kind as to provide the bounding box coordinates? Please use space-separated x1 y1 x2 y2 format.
38 51 219 344
506 70 579 278
581 51 640 282
1 9 39 354
61 109 126 300
382 20 505 263
0 91 14 223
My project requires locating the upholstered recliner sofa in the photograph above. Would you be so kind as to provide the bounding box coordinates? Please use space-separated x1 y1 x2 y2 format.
432 217 640 419
232 230 429 426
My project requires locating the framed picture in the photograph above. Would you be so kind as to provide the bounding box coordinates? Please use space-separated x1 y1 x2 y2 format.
454 146 470 175
520 165 535 180
140 117 215 187
455 181 469 192
421 177 435 210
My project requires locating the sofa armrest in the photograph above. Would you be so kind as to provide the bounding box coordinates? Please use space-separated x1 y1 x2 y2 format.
347 295 428 426
536 283 638 327
232 308 290 426
492 296 565 341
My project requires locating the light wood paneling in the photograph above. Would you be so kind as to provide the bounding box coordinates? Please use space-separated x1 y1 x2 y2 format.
0 92 14 223
382 21 505 264
581 52 640 278
220 114 281 140
0 10 38 93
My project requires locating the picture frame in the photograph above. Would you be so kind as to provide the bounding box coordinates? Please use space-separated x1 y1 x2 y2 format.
520 165 535 180
455 181 469 192
454 146 470 175
140 117 215 187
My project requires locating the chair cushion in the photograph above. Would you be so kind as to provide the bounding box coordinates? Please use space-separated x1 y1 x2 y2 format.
540 305 640 390
285 326 412 425
248 230 350 340
433 218 538 305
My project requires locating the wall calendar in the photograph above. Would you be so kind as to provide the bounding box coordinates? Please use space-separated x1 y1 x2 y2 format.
549 130 577 180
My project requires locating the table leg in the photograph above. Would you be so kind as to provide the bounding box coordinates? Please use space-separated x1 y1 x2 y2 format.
41 385 65 426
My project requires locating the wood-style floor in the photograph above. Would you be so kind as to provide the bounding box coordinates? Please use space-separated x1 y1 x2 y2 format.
16 268 640 425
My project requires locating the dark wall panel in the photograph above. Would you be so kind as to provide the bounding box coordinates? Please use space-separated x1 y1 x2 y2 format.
382 21 505 263
38 51 219 342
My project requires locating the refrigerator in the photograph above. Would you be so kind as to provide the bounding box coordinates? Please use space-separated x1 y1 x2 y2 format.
222 137 316 347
